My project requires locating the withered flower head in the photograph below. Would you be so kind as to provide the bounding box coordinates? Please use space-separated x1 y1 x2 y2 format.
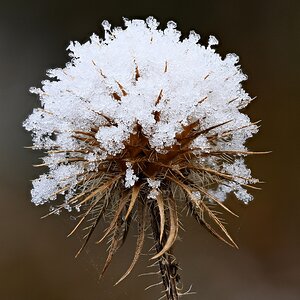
24 17 264 299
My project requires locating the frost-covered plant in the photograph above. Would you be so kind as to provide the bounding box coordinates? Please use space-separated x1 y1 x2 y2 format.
24 17 266 299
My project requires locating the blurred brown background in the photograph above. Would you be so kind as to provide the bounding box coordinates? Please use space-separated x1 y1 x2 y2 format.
1 0 299 299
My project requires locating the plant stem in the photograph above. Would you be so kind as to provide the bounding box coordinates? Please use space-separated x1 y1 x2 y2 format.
149 202 181 300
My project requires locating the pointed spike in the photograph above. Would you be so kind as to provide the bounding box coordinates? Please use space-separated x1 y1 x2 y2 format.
167 174 238 217
201 201 238 249
210 150 272 156
77 175 122 206
167 174 238 248
135 65 140 81
189 200 238 249
199 119 233 136
155 89 163 106
197 186 239 218
75 204 106 258
68 196 103 238
116 81 128 96
164 61 168 73
99 221 122 279
96 192 128 244
114 201 146 285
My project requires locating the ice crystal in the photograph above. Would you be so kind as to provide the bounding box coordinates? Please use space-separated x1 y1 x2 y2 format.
24 17 264 299
124 162 139 188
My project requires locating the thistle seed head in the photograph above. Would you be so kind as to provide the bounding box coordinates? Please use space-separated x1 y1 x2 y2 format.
24 17 265 297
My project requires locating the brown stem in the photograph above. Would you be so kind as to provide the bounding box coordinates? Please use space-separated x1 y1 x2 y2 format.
149 201 181 300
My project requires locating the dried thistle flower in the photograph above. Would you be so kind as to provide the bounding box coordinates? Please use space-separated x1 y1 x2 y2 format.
24 17 266 299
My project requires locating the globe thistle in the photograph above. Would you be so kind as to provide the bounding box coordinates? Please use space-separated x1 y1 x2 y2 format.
24 17 266 299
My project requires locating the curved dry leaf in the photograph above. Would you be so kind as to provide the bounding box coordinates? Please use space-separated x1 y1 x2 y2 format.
125 184 141 220
151 197 178 260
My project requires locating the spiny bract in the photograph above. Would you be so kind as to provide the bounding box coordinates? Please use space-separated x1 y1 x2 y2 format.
24 17 262 299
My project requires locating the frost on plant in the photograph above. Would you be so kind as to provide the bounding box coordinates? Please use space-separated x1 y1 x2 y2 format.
24 17 265 299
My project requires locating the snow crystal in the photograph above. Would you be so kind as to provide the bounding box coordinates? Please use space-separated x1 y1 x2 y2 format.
148 189 160 200
222 159 258 184
208 159 257 203
208 35 219 47
147 178 161 199
192 191 202 200
124 162 139 188
147 178 161 189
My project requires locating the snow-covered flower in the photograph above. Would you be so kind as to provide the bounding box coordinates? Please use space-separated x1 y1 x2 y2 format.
24 17 265 299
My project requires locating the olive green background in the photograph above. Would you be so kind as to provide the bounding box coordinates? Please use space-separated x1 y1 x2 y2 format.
1 0 299 299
